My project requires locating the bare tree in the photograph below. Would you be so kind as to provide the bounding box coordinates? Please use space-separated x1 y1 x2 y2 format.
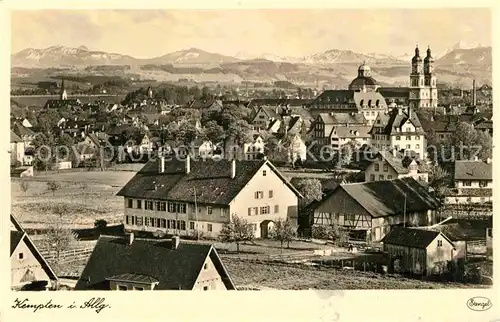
218 215 254 253
46 180 61 196
40 204 78 271
269 219 296 253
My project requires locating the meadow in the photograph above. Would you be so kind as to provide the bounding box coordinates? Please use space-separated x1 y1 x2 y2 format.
11 171 135 228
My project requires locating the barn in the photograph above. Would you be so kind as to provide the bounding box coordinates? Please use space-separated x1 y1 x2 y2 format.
381 227 456 276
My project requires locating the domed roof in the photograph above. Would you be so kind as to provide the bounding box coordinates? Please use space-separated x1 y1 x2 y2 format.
424 47 434 62
350 76 378 86
412 46 422 63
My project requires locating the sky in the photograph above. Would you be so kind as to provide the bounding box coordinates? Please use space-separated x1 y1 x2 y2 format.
11 9 492 58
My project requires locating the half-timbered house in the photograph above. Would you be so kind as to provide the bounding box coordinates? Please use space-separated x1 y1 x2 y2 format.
311 177 439 241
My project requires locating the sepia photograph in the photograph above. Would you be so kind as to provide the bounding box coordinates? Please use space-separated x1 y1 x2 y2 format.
8 7 494 295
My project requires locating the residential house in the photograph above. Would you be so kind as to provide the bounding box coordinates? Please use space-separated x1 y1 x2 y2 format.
277 115 305 136
116 157 302 239
22 118 33 128
381 227 456 276
12 123 36 147
10 131 25 166
445 159 492 204
83 132 112 151
370 106 426 159
364 151 428 182
75 235 236 291
10 215 58 290
192 139 216 160
311 177 439 241
252 106 280 131
311 112 369 150
224 134 265 161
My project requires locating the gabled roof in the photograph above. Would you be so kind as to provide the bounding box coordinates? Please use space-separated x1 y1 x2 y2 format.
374 151 409 174
10 214 58 281
323 177 439 218
372 108 424 135
381 227 452 249
75 236 236 290
454 160 492 181
13 123 35 137
377 87 410 99
318 112 366 125
10 131 22 143
117 158 302 205
333 125 372 138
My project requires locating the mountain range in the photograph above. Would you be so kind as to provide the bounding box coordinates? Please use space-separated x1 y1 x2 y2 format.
11 43 492 87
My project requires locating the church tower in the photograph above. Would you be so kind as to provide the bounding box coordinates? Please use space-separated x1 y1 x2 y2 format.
409 45 425 109
60 78 68 101
424 46 438 108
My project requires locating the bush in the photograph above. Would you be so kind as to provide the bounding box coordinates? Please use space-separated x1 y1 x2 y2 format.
94 219 108 229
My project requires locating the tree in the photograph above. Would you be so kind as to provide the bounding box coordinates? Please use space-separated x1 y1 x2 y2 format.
452 122 478 160
46 181 61 196
269 219 296 252
40 204 79 271
218 215 254 253
226 120 253 146
311 223 349 246
475 131 492 160
203 120 225 143
19 180 29 194
293 178 323 205
56 133 74 161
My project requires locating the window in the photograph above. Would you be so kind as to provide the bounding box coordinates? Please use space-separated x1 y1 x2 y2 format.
161 219 167 228
136 217 143 225
127 199 133 208
406 136 411 140
379 175 384 180
18 253 24 260
136 200 142 209
168 202 175 212
268 190 273 198
207 206 213 215
253 207 258 215
207 224 213 232
274 205 279 213
131 216 135 225
126 216 130 225
260 206 270 215
383 164 388 172
263 170 267 176
437 240 443 247
134 287 144 291
415 144 420 149
156 218 161 228
374 163 380 171
406 144 411 149
463 181 472 187
118 285 128 290
145 217 151 226
203 286 209 291
190 222 195 230
145 201 154 210
388 175 393 180
204 263 208 270
415 135 420 140
369 174 375 181
178 220 186 230
179 204 187 214
479 181 489 188
345 214 355 222
222 208 229 217
396 136 401 140
254 191 264 199
248 207 252 216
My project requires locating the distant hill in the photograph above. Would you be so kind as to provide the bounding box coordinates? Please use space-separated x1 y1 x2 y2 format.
142 47 241 65
436 46 492 66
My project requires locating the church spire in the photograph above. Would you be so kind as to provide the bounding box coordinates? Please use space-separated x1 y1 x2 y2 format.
60 77 68 100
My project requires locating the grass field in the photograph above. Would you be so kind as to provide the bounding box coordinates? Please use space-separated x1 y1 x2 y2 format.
11 171 135 228
223 259 489 290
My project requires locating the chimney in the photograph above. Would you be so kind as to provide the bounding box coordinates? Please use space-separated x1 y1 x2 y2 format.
407 106 411 118
231 159 236 178
185 155 191 174
486 158 492 164
392 147 397 157
474 155 479 161
171 235 180 250
472 80 477 106
128 232 134 245
158 155 165 173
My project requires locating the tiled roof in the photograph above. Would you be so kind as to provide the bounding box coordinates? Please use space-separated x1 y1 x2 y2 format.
333 177 439 218
350 76 378 86
117 158 302 205
353 91 387 109
381 227 446 249
333 125 372 138
10 131 22 143
378 87 410 99
309 90 355 107
13 123 35 137
106 273 159 284
318 112 366 125
374 108 424 135
454 160 492 181
75 236 236 290
376 151 409 174
448 188 492 197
